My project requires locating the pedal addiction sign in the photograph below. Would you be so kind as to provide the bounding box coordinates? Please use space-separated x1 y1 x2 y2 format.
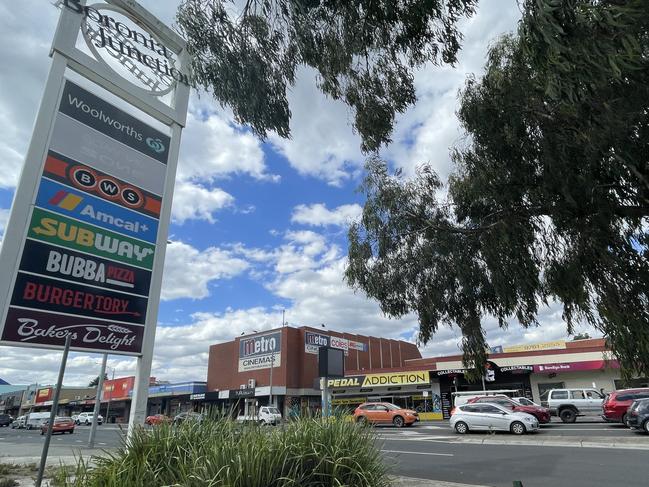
0 80 171 355
326 371 430 389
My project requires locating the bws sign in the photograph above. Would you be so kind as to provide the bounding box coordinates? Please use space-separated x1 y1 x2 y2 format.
238 331 282 372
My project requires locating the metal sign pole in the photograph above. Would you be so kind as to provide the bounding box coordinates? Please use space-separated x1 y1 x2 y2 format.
88 353 107 448
35 334 71 487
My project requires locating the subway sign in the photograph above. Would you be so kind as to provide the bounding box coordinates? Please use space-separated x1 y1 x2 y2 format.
327 371 430 389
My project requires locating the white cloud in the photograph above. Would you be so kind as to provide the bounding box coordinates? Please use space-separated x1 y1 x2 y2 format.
269 67 364 186
386 3 522 180
178 108 276 183
171 180 234 224
161 241 249 300
292 203 362 227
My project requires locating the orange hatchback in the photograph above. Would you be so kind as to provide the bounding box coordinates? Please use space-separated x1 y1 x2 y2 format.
353 402 419 427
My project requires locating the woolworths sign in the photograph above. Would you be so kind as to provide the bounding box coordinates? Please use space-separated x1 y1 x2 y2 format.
327 371 430 389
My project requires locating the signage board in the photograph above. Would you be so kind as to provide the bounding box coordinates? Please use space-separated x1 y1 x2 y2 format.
502 340 566 353
0 79 169 355
229 388 255 399
329 336 349 352
238 331 282 372
327 370 430 389
348 340 368 352
534 360 619 374
0 0 190 431
305 331 329 355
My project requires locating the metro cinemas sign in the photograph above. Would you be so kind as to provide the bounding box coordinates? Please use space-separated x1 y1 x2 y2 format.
238 332 282 372
0 80 168 355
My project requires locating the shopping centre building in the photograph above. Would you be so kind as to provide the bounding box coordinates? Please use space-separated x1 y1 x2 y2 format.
205 327 643 420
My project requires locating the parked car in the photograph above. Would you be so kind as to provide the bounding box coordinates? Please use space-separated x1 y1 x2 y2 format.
145 414 171 426
353 402 419 427
467 395 551 424
173 412 204 425
75 412 103 425
40 417 75 435
0 414 13 427
541 388 605 423
602 388 649 425
626 399 649 433
26 412 52 430
11 416 26 429
512 397 541 407
236 406 283 426
450 403 539 435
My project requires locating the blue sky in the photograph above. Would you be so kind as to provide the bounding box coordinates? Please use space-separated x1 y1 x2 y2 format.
0 1 598 386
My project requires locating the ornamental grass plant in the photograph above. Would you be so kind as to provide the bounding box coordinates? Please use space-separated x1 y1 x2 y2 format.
57 413 390 487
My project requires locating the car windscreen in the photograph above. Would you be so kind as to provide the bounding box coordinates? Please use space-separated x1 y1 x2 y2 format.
267 408 280 414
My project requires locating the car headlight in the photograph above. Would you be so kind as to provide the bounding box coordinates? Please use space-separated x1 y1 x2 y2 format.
524 417 533 422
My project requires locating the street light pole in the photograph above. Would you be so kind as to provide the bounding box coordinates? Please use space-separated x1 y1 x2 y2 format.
269 348 274 407
88 354 107 448
105 367 115 424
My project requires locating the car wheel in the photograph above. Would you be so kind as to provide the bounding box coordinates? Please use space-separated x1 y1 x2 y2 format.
622 414 629 427
455 421 469 434
644 420 649 434
559 408 577 423
356 416 367 425
40 430 44 435
393 416 404 428
85 421 90 426
510 421 526 435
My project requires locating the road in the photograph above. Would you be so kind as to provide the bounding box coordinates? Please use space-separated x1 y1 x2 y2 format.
1 421 648 486
375 421 649 487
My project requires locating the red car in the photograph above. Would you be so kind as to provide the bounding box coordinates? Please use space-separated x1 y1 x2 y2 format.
467 395 551 424
40 417 75 435
602 388 649 425
145 414 171 426
353 402 419 427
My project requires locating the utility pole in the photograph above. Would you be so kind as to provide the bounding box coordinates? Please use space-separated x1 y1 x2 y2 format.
35 334 71 487
269 348 274 407
105 366 115 424
88 354 107 448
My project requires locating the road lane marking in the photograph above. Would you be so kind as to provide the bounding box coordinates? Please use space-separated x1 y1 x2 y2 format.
381 449 453 457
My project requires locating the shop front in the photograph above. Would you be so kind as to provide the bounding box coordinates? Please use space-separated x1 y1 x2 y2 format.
327 370 443 420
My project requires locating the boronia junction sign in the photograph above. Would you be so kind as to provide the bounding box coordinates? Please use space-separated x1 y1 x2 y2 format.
0 0 190 429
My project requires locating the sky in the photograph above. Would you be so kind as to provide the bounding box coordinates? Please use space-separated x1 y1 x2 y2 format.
0 0 598 387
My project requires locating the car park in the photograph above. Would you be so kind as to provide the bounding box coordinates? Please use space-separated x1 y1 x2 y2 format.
0 413 13 427
626 399 649 433
40 417 75 435
75 412 103 425
353 402 419 427
602 388 649 425
450 403 539 435
467 395 551 424
541 388 605 423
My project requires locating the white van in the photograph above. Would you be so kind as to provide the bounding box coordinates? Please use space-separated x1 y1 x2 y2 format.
452 390 520 407
26 412 51 430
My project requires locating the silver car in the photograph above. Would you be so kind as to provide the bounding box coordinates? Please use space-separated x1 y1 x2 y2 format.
450 402 539 435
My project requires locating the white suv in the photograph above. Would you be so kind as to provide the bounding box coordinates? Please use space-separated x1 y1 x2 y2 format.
75 412 103 425
541 388 604 423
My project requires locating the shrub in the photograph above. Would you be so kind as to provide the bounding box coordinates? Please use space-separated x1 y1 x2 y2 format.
60 415 390 486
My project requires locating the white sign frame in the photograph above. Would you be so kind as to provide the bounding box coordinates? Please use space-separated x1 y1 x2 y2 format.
0 0 190 434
